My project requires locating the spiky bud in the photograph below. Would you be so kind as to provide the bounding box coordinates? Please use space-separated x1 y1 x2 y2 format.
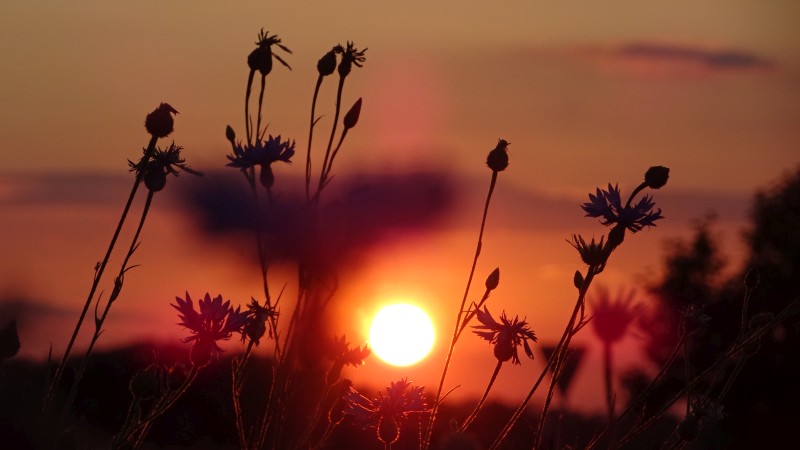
485 268 500 291
145 103 178 138
644 166 670 189
318 49 337 76
343 98 362 129
486 139 509 172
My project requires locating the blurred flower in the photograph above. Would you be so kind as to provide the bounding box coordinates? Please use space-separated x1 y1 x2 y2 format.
145 103 178 138
344 379 427 445
226 134 296 188
486 139 510 172
473 306 538 364
338 41 367 78
248 29 292 76
590 287 641 345
129 143 201 192
582 183 664 233
242 298 278 345
172 292 248 367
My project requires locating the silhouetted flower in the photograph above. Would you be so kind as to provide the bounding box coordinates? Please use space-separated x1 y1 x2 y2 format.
569 234 608 267
582 183 663 232
129 143 201 192
172 292 248 367
145 103 178 138
473 307 537 364
242 298 278 345
338 41 367 78
486 139 510 172
485 267 501 291
326 335 371 384
226 134 296 188
248 29 292 75
344 379 427 445
590 287 640 345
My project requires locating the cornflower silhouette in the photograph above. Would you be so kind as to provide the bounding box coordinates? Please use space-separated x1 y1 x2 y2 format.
42 103 180 433
172 292 248 367
344 379 428 450
489 166 670 450
245 29 292 143
226 131 296 189
590 287 640 422
460 307 537 432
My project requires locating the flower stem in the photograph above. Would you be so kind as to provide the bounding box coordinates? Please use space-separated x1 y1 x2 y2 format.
246 69 256 145
424 170 498 450
460 361 502 432
317 75 346 200
42 135 158 417
306 75 324 202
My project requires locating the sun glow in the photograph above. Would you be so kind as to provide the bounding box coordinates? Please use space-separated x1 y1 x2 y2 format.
369 303 435 367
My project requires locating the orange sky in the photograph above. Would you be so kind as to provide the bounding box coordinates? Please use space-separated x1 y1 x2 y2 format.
2 1 799 413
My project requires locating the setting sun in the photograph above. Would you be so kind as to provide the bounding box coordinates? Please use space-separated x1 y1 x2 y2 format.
368 303 435 366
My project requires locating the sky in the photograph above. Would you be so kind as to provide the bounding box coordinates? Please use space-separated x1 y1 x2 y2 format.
2 1 800 414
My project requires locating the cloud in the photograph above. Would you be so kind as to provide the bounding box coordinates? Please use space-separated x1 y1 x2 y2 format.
572 41 775 78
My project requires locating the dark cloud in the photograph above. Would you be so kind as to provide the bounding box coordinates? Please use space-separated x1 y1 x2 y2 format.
616 42 774 70
0 295 72 334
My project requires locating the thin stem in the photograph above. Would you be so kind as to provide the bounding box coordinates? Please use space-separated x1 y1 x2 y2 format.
317 76 346 199
59 191 155 425
246 70 255 145
257 75 267 139
43 135 158 416
424 170 498 449
488 268 596 450
460 361 503 432
322 127 349 183
306 75 324 201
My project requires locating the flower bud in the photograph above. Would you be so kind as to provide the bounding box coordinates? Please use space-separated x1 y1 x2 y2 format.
248 46 272 76
338 57 353 78
145 103 178 138
226 125 236 144
485 268 500 291
486 139 509 172
317 49 338 76
343 98 362 129
644 166 670 189
573 270 584 290
377 417 400 445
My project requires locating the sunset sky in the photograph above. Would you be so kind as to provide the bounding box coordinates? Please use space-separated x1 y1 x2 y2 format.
2 1 799 413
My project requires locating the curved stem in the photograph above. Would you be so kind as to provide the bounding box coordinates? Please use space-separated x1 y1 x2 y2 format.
424 171 498 449
257 75 267 139
246 70 255 144
460 361 502 432
317 75 345 199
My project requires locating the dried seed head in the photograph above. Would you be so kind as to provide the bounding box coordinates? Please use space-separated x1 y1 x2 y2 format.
145 103 178 138
343 98 362 129
318 48 338 76
644 166 670 189
485 268 500 291
486 139 510 172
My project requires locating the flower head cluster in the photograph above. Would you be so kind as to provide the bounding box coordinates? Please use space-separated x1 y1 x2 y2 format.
129 143 201 192
343 379 427 445
473 306 538 364
172 292 248 367
226 134 296 188
590 287 641 345
582 183 664 233
242 298 278 346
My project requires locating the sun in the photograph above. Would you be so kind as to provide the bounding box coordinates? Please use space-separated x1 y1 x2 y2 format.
369 303 435 367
